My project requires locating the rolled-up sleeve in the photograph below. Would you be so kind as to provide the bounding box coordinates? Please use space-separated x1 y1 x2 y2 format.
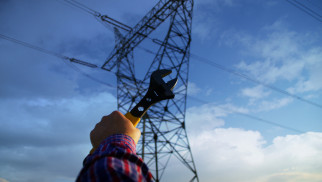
76 134 153 182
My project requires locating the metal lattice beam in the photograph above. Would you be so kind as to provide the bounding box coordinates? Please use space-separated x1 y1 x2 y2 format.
103 1 198 181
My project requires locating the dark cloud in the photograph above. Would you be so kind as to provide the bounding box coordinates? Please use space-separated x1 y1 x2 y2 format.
0 144 86 182
1 0 322 182
0 92 117 147
0 91 116 182
0 47 78 99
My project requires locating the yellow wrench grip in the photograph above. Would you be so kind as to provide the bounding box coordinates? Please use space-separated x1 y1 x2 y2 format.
125 112 141 127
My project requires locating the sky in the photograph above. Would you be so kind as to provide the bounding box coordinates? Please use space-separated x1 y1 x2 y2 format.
0 0 322 182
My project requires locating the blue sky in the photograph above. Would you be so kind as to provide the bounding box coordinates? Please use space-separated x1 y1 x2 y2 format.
0 0 322 182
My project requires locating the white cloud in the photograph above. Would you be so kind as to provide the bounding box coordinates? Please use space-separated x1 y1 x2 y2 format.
0 178 9 182
230 21 322 113
186 82 216 96
193 21 219 43
196 0 236 7
240 86 294 111
188 82 201 95
189 128 322 182
241 85 271 100
260 172 322 182
186 104 226 134
186 103 248 136
288 48 322 93
237 58 305 84
1 1 321 182
234 23 322 95
193 0 237 41
252 30 300 61
205 88 213 96
255 97 293 112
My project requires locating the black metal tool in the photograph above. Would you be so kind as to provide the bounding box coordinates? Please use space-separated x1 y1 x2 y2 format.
125 69 178 127
90 69 178 155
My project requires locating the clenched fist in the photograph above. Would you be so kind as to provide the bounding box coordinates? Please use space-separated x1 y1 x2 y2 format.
90 111 141 152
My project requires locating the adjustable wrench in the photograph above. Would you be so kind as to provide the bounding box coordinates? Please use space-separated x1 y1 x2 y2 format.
89 69 177 154
125 69 178 127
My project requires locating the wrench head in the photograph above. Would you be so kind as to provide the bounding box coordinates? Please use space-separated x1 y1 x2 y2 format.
150 69 178 100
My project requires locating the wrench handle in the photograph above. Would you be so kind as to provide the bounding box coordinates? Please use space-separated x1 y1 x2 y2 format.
125 112 141 127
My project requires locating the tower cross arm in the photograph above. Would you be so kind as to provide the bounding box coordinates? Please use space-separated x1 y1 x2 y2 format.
101 0 180 71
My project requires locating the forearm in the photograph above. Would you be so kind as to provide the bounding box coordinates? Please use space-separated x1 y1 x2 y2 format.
76 134 153 182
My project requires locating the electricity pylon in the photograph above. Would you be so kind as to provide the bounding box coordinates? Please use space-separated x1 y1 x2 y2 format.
102 0 198 181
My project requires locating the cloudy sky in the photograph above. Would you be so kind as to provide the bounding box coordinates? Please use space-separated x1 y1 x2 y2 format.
1 0 322 182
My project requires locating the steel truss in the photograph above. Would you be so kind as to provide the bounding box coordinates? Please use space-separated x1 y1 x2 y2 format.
102 0 198 181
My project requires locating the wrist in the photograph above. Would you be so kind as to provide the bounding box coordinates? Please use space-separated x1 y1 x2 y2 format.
84 134 138 166
97 134 137 154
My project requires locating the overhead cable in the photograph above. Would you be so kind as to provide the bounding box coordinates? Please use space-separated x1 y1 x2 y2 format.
65 61 115 88
1 31 299 132
59 1 322 109
306 0 322 11
62 0 132 32
0 33 98 68
0 33 68 60
0 33 114 88
189 96 304 133
138 45 322 110
190 54 322 109
62 0 101 17
285 0 322 22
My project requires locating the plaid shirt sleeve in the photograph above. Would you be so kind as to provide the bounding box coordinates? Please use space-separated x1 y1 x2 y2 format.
76 134 153 182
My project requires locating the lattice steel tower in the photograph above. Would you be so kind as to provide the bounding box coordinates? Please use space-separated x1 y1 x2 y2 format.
102 0 198 181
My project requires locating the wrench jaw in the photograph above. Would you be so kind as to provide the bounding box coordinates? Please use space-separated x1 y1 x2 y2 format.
150 69 177 99
129 69 178 119
165 78 178 96
91 70 177 152
151 69 172 78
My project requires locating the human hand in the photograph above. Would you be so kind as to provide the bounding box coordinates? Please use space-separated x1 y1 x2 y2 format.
90 111 141 152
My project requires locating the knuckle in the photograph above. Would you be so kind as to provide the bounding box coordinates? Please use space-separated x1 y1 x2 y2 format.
101 115 108 121
90 129 94 139
111 110 122 117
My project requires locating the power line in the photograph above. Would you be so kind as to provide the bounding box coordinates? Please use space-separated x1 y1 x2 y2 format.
1 32 300 132
294 0 322 18
57 1 316 135
188 96 304 133
190 54 322 109
64 61 115 88
306 0 322 11
292 0 322 18
285 0 322 22
61 0 132 32
58 1 322 109
5 2 306 133
59 0 115 32
62 0 101 17
0 33 114 88
0 33 98 67
59 0 322 108
138 45 322 110
0 33 68 60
